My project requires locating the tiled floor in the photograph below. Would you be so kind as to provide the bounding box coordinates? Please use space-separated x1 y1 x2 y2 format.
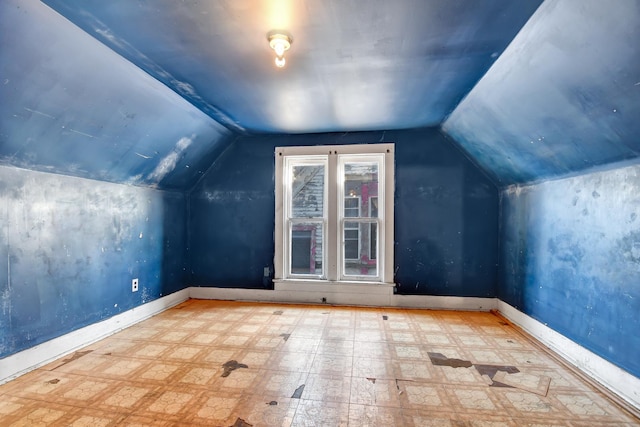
0 300 637 426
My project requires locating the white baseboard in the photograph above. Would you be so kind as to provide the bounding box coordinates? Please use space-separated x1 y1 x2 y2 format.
497 300 640 411
189 285 497 311
0 289 190 384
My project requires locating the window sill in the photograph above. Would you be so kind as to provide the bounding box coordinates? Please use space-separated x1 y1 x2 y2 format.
273 279 396 295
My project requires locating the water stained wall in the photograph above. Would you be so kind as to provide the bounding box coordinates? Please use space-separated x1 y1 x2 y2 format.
0 165 187 358
188 128 499 297
499 162 640 377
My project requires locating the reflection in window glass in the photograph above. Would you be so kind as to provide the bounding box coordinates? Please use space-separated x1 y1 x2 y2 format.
291 165 324 218
343 162 379 277
290 223 323 275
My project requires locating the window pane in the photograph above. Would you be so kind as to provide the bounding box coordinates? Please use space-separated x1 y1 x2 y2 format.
370 222 377 260
343 222 377 277
344 163 378 218
290 223 323 275
291 165 324 218
344 197 360 218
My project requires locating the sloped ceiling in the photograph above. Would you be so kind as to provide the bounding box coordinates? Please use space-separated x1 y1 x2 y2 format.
0 0 234 190
443 0 640 186
1 0 638 189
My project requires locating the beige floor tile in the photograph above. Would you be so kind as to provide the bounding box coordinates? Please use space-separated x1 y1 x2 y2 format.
235 348 275 368
354 328 386 342
0 300 636 426
398 381 448 410
303 373 352 403
138 388 200 422
350 377 402 407
267 351 316 372
348 403 405 426
234 395 299 427
8 404 78 427
65 408 129 426
188 391 243 426
446 384 507 414
281 336 320 353
309 353 353 376
352 341 392 359
352 356 395 379
291 399 349 427
135 361 184 383
394 359 434 380
215 367 262 393
255 370 308 398
316 338 354 356
402 408 466 426
389 343 425 359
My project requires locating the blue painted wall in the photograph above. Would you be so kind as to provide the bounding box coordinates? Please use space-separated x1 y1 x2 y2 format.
188 128 499 296
499 163 640 377
0 165 187 358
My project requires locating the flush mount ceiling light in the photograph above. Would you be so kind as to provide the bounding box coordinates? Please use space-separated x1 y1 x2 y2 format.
268 33 292 68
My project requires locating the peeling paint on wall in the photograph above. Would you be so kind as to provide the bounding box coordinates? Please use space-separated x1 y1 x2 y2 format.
147 135 194 184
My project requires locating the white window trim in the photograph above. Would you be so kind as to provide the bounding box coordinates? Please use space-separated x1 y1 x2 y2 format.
369 196 378 260
283 156 327 279
274 143 394 287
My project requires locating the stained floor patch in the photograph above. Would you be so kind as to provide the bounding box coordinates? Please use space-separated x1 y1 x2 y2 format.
230 418 252 427
428 352 473 368
53 350 93 370
427 352 521 388
474 364 519 388
291 384 305 399
280 333 291 342
493 370 551 396
221 360 249 377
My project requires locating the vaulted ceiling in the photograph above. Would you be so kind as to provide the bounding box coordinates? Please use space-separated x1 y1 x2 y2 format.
1 0 638 189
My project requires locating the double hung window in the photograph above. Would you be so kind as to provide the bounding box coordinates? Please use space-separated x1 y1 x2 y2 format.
274 144 394 284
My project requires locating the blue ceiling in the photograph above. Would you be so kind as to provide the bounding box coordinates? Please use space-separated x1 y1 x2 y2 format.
1 0 638 188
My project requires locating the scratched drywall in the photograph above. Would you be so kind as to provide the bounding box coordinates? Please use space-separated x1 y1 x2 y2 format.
0 165 187 358
188 128 499 296
499 162 640 377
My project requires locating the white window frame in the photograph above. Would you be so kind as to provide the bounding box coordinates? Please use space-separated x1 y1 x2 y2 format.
369 196 378 260
274 143 394 286
283 156 327 279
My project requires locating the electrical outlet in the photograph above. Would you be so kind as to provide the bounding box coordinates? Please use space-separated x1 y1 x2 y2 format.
132 278 139 292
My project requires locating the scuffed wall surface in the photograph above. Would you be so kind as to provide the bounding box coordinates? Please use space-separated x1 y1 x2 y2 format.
394 130 498 296
188 128 499 296
0 166 187 358
0 0 233 191
499 164 640 377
